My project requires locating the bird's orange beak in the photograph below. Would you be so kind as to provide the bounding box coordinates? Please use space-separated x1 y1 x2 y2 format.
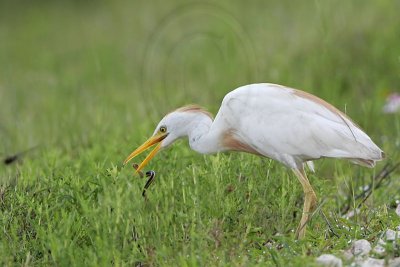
123 133 168 174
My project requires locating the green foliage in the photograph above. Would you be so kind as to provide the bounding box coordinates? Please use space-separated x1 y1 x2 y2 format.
0 0 399 266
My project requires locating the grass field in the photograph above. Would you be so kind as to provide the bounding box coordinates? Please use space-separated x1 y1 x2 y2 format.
1 0 400 266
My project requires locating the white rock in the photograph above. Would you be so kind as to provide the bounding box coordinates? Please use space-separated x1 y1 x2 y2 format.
352 239 372 257
360 257 384 267
385 229 397 241
344 209 360 219
372 239 386 255
342 249 353 261
316 254 342 267
372 244 386 256
389 257 400 267
396 204 400 217
397 225 400 231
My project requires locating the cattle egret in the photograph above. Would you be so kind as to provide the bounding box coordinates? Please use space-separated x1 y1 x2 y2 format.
124 83 385 239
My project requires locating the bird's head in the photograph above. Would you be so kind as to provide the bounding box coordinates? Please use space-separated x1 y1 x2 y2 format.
123 105 212 173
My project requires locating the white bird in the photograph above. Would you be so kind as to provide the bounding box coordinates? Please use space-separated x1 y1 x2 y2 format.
124 83 385 239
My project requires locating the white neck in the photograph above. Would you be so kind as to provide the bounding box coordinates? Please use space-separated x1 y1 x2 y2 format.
186 114 223 154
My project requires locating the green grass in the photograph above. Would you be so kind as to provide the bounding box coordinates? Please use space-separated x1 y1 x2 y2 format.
1 0 400 266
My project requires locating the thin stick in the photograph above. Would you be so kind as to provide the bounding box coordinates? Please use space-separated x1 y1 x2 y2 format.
3 145 39 165
341 162 400 214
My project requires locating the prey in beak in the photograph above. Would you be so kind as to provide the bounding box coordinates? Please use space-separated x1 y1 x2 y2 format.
123 132 168 174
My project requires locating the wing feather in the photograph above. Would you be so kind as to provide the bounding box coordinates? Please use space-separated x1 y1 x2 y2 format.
213 83 384 168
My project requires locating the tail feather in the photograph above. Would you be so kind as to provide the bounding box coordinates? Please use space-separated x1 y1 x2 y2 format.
349 158 376 168
348 150 385 168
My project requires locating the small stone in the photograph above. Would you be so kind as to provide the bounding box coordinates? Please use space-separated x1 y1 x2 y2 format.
361 257 384 267
396 204 400 217
389 257 400 267
385 229 397 241
316 254 342 267
352 239 371 257
342 250 353 261
397 225 400 231
344 209 360 219
372 239 386 256
377 238 386 246
372 244 386 256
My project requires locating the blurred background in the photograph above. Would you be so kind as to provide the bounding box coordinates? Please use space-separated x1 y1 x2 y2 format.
0 0 399 167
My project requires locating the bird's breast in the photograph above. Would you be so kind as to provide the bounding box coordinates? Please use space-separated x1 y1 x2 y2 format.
221 129 261 155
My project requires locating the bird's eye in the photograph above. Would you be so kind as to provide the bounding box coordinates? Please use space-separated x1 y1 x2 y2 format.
159 126 167 133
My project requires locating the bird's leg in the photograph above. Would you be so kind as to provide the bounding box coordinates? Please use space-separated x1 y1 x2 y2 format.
293 168 317 240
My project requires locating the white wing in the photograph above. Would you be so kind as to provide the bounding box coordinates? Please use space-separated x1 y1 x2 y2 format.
213 83 384 169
